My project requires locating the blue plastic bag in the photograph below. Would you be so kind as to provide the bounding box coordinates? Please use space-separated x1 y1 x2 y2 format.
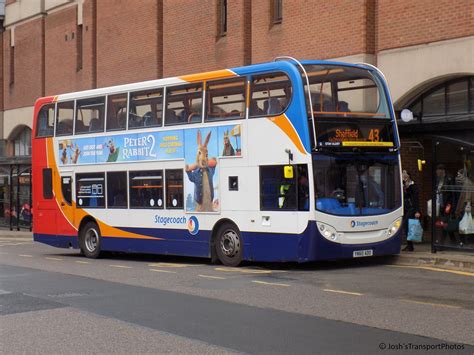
407 218 423 242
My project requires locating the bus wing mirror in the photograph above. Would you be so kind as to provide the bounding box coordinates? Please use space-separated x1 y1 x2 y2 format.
400 109 414 123
284 166 294 179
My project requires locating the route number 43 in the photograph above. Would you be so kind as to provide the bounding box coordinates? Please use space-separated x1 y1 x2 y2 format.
368 129 380 142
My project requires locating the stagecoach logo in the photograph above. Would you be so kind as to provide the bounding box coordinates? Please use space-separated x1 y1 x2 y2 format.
187 216 199 235
350 220 378 228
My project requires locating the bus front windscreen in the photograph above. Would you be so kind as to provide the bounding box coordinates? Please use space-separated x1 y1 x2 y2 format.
303 64 395 149
313 154 401 216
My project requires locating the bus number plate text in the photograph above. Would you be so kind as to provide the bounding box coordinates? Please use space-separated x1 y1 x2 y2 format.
353 249 373 258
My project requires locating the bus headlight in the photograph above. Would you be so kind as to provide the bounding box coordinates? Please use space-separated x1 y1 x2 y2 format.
388 218 402 237
317 222 338 241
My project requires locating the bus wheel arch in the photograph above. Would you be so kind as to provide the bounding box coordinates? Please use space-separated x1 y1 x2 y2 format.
211 219 243 267
78 216 102 259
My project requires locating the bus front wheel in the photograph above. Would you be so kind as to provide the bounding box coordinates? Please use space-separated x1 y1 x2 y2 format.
79 221 102 259
215 223 243 267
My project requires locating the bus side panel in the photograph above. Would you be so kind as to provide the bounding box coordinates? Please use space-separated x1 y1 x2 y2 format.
100 227 212 258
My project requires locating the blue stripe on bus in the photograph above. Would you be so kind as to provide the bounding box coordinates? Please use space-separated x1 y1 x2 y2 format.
34 223 401 263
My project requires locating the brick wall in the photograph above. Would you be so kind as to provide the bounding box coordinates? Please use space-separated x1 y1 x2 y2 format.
251 0 372 63
163 0 248 77
96 0 160 87
45 3 94 96
377 0 474 51
3 19 43 110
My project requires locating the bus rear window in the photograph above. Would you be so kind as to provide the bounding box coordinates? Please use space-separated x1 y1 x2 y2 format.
250 72 292 117
36 104 55 138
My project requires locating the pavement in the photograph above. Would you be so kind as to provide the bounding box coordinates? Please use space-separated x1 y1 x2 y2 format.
1 229 473 271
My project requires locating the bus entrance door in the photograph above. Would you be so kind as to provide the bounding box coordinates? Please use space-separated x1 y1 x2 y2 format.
57 174 76 237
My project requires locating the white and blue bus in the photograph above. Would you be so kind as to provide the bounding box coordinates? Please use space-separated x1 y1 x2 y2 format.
32 58 403 266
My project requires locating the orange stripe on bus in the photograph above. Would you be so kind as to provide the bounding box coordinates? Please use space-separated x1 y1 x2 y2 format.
179 69 236 83
267 115 307 155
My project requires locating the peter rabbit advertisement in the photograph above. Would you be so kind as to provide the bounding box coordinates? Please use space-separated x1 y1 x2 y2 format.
185 128 219 213
57 130 185 165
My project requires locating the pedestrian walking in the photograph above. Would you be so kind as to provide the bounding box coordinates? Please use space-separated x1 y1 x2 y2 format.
402 170 421 251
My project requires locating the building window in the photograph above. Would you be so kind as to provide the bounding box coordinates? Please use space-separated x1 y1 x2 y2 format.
9 45 15 86
76 24 83 71
406 76 474 123
218 0 227 37
272 0 283 24
14 127 32 157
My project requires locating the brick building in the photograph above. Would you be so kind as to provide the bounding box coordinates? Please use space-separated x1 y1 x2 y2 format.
0 0 473 244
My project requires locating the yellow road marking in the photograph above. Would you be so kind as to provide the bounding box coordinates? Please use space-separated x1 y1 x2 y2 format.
198 274 227 280
251 280 290 287
109 264 132 269
323 289 363 296
45 257 63 261
388 264 474 277
19 254 33 258
148 263 191 268
215 267 272 274
400 299 461 309
149 268 177 274
75 260 90 264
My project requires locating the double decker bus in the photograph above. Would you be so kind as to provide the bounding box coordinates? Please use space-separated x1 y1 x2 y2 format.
32 58 402 266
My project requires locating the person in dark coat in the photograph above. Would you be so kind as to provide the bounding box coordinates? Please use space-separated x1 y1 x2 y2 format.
402 170 421 251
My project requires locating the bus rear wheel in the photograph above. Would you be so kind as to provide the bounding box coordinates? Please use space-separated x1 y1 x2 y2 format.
215 223 243 267
79 221 102 259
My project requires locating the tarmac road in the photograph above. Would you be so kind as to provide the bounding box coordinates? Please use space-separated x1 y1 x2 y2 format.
1 234 473 354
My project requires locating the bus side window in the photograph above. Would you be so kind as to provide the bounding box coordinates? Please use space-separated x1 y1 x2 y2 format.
165 84 203 126
106 93 127 131
250 73 292 118
205 78 246 122
165 169 183 209
129 170 164 209
129 88 163 129
75 97 105 134
43 168 53 199
56 101 75 136
36 104 55 137
61 176 72 205
107 172 128 208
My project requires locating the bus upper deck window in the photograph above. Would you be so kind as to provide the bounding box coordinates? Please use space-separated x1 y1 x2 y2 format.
205 78 246 122
36 104 55 137
249 73 292 118
106 94 127 131
165 84 203 126
129 88 163 129
56 101 75 136
75 97 105 134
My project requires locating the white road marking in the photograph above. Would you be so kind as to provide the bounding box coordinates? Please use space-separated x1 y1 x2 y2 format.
198 274 227 280
251 280 290 287
109 264 132 269
75 260 90 264
323 289 363 296
149 268 177 274
45 257 63 261
18 254 33 258
215 267 272 274
400 299 461 309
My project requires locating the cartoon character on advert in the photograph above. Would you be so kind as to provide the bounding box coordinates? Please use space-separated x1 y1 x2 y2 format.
185 130 217 212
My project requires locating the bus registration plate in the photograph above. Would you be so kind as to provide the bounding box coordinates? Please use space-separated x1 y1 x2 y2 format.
353 249 373 258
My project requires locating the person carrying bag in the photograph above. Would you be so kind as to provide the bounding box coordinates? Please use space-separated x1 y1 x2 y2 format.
402 170 422 251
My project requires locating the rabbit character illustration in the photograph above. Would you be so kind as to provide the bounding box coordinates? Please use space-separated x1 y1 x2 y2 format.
71 144 81 164
222 130 235 156
186 130 217 212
